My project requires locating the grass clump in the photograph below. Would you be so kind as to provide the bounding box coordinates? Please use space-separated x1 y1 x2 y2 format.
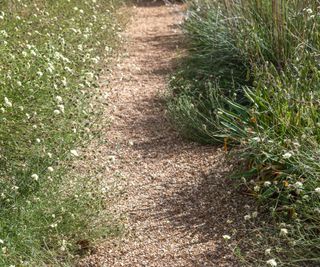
168 0 320 266
0 0 123 265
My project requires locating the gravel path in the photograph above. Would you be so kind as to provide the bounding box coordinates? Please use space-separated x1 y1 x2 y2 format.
79 1 252 266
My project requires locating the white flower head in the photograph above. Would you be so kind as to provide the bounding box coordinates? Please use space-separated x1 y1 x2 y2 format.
282 152 293 159
254 185 260 192
251 136 262 142
244 214 251 221
265 248 272 255
280 228 288 236
264 181 271 187
4 97 12 108
314 188 320 195
31 174 39 181
266 259 277 267
55 95 63 103
70 149 79 157
57 104 64 113
306 8 313 14
50 223 58 228
222 235 231 240
294 182 303 189
47 167 54 172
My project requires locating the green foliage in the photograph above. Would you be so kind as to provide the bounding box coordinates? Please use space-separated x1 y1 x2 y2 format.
168 0 320 265
0 0 123 265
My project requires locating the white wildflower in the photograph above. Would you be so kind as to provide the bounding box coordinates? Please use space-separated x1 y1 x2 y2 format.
266 259 277 267
222 235 231 240
294 182 303 189
53 109 60 115
244 214 251 221
293 142 300 147
47 63 55 73
251 136 262 142
264 181 271 187
254 185 260 192
280 228 288 236
265 248 272 255
55 95 63 103
61 77 67 86
91 57 99 64
0 239 4 244
31 174 39 181
57 104 64 113
4 97 12 108
0 30 8 37
306 8 313 14
70 149 79 157
60 239 67 251
282 152 293 159
47 167 54 172
314 188 320 195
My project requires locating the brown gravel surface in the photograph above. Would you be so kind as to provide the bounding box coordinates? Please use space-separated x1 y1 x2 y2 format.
78 1 254 266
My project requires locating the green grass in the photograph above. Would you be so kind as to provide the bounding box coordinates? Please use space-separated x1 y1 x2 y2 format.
168 0 320 266
0 0 124 265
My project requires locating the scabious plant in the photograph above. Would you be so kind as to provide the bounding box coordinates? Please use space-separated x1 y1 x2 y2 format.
169 0 320 265
0 0 123 265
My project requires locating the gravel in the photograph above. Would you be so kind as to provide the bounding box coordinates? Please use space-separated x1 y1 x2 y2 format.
78 2 253 266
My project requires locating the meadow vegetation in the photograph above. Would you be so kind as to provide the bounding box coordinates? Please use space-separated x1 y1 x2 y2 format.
0 0 123 265
168 0 320 266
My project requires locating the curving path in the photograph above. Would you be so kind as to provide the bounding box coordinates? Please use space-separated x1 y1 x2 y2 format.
79 1 251 266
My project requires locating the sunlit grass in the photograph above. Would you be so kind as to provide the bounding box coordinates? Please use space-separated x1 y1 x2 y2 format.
0 0 123 265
